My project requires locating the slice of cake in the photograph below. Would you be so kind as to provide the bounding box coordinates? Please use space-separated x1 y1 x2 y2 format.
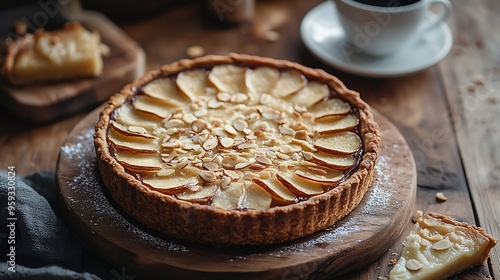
390 212 497 280
2 22 104 85
94 53 380 245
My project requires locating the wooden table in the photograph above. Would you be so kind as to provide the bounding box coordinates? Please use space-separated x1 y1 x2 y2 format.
1 0 498 279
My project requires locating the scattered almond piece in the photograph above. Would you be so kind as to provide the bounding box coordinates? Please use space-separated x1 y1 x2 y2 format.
435 192 447 202
186 45 205 59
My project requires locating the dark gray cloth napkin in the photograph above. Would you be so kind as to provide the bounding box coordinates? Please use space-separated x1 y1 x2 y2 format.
0 170 100 280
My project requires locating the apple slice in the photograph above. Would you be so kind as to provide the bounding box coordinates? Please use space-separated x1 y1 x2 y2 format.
308 152 356 170
114 103 159 130
245 66 280 94
176 68 209 100
253 175 296 203
177 185 217 203
271 69 306 97
241 183 273 210
287 81 328 108
295 169 343 184
311 98 351 119
212 182 245 209
107 125 157 153
276 172 324 197
314 131 362 155
115 151 163 172
208 64 247 93
142 77 190 106
142 176 199 195
133 95 175 119
314 114 359 135
110 121 156 140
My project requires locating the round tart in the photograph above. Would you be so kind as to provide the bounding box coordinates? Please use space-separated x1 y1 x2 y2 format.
94 54 380 245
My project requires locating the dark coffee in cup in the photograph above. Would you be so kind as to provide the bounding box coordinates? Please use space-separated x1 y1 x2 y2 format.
353 0 420 7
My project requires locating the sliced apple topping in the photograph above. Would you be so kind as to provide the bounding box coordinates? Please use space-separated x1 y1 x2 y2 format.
276 172 324 197
177 185 217 203
311 98 351 119
176 68 209 100
287 81 328 107
295 169 343 184
212 182 245 209
142 77 190 106
271 69 306 97
114 103 159 130
142 176 198 195
115 151 163 172
307 152 356 170
314 132 362 155
208 64 247 93
246 66 280 94
108 125 157 153
253 175 297 203
133 95 174 119
314 114 359 135
240 183 273 210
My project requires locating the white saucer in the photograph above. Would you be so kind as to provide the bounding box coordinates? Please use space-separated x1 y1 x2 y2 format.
300 1 453 78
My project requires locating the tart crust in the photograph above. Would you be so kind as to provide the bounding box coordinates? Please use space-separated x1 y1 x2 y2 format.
94 53 380 245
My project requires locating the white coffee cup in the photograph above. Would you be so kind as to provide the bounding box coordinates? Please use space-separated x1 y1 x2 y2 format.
334 0 451 56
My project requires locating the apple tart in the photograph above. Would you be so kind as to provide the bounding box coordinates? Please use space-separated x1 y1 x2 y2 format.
94 54 380 245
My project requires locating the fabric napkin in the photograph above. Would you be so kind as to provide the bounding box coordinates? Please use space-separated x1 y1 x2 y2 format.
0 170 100 280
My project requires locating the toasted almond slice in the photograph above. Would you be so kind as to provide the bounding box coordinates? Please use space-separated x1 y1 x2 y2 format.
115 151 163 172
110 121 156 139
133 95 173 119
176 68 209 100
312 98 351 119
212 182 245 209
271 69 306 97
315 114 359 135
253 176 296 202
246 66 280 94
115 103 158 130
308 152 356 170
287 81 328 107
241 183 272 210
276 172 324 197
142 176 198 195
314 132 362 155
142 77 189 106
295 169 343 184
208 64 247 93
177 185 217 203
107 126 157 153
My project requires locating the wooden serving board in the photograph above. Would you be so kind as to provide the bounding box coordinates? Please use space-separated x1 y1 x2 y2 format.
56 106 416 280
0 3 145 123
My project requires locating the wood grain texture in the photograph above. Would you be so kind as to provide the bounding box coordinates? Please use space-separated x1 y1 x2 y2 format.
56 107 416 280
0 4 145 122
439 1 500 278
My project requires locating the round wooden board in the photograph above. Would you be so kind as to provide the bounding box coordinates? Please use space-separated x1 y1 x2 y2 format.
56 106 416 280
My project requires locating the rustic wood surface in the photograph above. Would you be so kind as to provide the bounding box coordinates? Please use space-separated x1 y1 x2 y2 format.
0 4 145 123
55 106 416 280
0 0 498 279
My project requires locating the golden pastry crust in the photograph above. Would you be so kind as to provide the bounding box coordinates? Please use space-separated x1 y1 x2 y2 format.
94 53 380 245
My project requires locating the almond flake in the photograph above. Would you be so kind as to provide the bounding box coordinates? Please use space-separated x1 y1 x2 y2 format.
162 141 180 149
203 137 219 150
244 173 260 180
249 164 266 171
255 155 272 165
192 120 208 133
164 119 184 129
259 171 271 179
233 119 248 131
224 124 238 135
234 162 251 169
432 239 452 250
220 137 234 148
436 192 447 202
199 170 216 182
275 152 290 160
428 234 444 241
175 161 189 171
302 151 313 160
194 109 208 117
208 99 224 109
279 145 294 154
182 113 197 124
405 259 423 271
230 93 248 103
224 170 240 180
221 176 232 189
295 130 308 141
217 92 231 102
128 125 147 134
262 111 280 120
203 162 219 171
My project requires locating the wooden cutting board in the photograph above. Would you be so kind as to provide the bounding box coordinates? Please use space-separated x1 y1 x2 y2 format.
0 3 145 122
56 107 417 279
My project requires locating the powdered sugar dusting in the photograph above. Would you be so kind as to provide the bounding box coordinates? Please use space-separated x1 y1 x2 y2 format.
60 128 190 252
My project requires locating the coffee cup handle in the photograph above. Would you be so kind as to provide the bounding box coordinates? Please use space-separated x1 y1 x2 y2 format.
418 0 452 32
